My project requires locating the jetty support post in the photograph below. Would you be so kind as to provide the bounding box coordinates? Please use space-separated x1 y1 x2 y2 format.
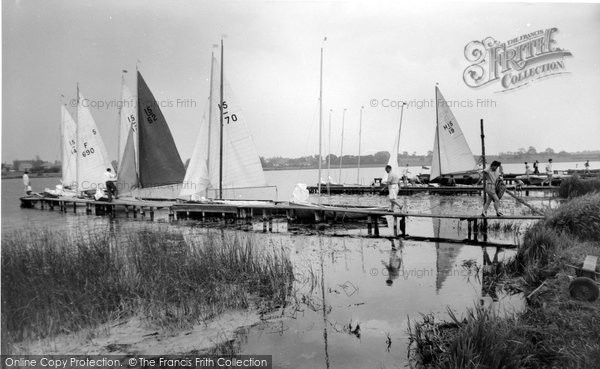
373 215 380 237
467 219 472 240
367 216 373 236
473 218 479 241
482 218 488 242
400 216 406 236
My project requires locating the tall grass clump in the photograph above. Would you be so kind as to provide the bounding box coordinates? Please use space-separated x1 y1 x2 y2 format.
409 307 522 369
1 226 294 347
545 192 600 241
558 175 600 198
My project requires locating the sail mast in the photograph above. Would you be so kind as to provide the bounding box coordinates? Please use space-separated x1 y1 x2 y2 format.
435 85 442 176
117 72 125 167
357 106 363 184
60 100 64 184
75 83 79 194
318 42 324 197
396 102 405 168
219 38 224 199
206 51 215 198
338 108 346 183
327 109 332 195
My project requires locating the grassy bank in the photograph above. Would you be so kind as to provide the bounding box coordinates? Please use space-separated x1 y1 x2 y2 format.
1 227 294 352
558 175 600 198
409 193 600 368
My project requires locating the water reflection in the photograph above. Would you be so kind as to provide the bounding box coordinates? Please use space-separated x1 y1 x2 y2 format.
3 178 528 367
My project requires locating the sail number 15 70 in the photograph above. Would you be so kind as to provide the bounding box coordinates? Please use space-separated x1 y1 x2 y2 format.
218 101 238 124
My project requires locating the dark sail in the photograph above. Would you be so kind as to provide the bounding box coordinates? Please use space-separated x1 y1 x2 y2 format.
137 71 185 187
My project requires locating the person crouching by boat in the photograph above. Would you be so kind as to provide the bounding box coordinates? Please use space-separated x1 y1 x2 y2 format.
384 165 402 212
23 170 32 195
482 161 503 217
104 168 118 201
533 160 540 175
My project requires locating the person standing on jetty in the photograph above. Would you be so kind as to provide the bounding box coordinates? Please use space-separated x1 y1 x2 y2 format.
104 168 118 201
545 158 553 185
23 170 31 195
524 162 531 177
585 160 591 174
384 165 402 212
533 160 540 175
482 161 503 217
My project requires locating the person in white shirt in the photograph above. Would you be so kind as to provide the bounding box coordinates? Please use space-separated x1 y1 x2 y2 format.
524 162 531 177
23 170 31 194
482 161 503 217
104 168 118 201
544 158 553 186
384 165 403 212
401 164 410 186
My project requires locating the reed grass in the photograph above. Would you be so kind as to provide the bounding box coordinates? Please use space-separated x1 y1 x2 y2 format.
410 192 600 368
558 175 600 198
1 226 294 348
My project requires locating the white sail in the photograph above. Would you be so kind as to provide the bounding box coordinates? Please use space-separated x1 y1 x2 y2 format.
180 56 266 198
61 105 77 187
430 87 477 179
387 126 401 171
118 82 137 166
77 91 114 192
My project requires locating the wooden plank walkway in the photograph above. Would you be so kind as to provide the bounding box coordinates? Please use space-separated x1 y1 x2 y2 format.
171 201 545 242
307 185 559 196
20 195 544 244
20 195 175 220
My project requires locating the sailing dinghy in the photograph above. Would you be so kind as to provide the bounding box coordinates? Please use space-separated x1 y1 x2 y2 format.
115 71 186 199
43 105 79 197
75 90 115 195
420 86 479 185
180 44 267 202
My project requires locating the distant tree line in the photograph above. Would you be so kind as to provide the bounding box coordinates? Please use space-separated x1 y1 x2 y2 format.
261 151 435 170
260 147 600 170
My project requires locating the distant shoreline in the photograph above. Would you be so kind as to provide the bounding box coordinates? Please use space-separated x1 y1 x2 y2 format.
262 156 599 171
1 172 61 179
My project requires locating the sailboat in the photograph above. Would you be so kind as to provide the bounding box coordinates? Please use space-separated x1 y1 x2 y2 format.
116 74 138 194
75 89 114 194
421 86 479 185
43 104 79 197
179 42 267 201
115 70 186 199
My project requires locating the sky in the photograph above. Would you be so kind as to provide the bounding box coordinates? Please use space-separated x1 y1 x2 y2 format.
2 0 600 163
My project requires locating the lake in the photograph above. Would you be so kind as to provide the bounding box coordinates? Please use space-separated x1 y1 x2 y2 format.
1 164 573 368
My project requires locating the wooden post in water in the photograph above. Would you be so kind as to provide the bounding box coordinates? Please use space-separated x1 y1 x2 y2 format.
480 119 487 205
480 119 488 234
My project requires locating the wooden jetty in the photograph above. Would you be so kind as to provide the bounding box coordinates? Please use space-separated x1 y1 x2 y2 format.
171 201 545 243
20 195 545 245
20 195 175 221
306 184 559 196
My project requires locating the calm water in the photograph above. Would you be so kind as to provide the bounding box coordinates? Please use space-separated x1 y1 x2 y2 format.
1 165 569 367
